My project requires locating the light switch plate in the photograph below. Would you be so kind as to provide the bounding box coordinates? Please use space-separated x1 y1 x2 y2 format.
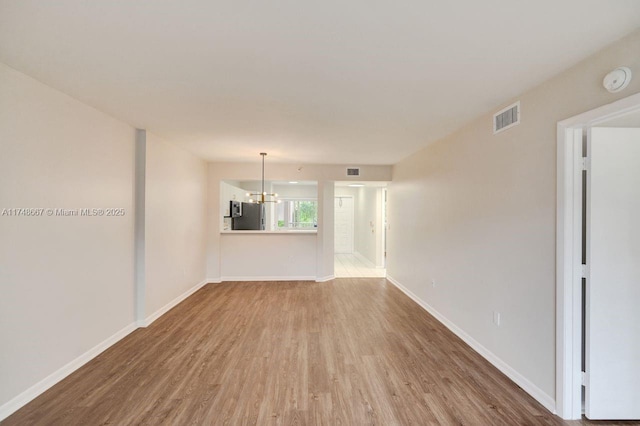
493 311 501 326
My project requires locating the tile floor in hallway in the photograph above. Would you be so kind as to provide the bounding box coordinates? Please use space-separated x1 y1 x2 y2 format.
334 253 386 278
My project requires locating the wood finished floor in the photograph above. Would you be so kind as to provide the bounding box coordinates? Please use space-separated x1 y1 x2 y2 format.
3 279 637 425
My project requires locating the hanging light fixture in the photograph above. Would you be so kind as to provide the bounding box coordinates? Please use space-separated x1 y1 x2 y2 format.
246 153 281 204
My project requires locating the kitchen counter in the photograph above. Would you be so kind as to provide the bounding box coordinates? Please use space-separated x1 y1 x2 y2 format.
219 231 318 280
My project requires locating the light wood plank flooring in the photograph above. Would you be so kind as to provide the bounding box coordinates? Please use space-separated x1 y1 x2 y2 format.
2 279 636 425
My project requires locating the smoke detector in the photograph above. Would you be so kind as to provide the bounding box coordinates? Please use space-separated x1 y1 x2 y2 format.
603 67 632 93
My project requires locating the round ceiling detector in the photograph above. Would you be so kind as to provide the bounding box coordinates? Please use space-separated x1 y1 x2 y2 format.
603 67 632 93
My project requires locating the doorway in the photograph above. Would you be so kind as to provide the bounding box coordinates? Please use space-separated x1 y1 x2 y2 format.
334 182 388 278
556 93 640 420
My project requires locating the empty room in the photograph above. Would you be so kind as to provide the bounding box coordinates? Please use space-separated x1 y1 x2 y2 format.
1 1 639 424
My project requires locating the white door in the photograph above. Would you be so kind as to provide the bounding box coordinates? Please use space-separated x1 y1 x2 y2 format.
334 196 354 253
586 127 640 420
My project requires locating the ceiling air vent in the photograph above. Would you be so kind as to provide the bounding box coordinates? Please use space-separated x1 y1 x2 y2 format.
346 167 360 176
493 101 520 134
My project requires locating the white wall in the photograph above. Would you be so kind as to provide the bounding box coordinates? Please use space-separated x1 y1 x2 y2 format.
273 183 318 199
144 132 208 321
316 181 335 281
0 63 136 410
0 64 212 418
387 29 640 409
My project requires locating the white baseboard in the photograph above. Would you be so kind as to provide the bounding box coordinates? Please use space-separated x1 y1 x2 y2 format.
386 275 556 415
207 277 222 283
140 279 208 327
0 322 137 422
219 276 316 282
315 275 335 282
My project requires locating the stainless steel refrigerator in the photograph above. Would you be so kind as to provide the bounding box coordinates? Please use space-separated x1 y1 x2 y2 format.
232 202 264 230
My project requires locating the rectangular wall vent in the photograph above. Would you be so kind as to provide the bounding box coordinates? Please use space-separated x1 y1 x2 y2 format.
493 101 520 134
346 167 360 176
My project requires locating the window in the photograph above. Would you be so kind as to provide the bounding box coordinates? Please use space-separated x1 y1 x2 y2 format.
276 199 317 229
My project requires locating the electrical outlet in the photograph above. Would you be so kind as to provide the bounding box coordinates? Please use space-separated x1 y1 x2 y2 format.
493 311 501 327
431 279 436 288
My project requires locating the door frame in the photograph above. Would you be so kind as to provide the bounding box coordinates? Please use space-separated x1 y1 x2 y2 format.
556 92 640 419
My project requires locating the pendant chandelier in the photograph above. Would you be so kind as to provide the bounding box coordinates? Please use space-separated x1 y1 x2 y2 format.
247 153 280 204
